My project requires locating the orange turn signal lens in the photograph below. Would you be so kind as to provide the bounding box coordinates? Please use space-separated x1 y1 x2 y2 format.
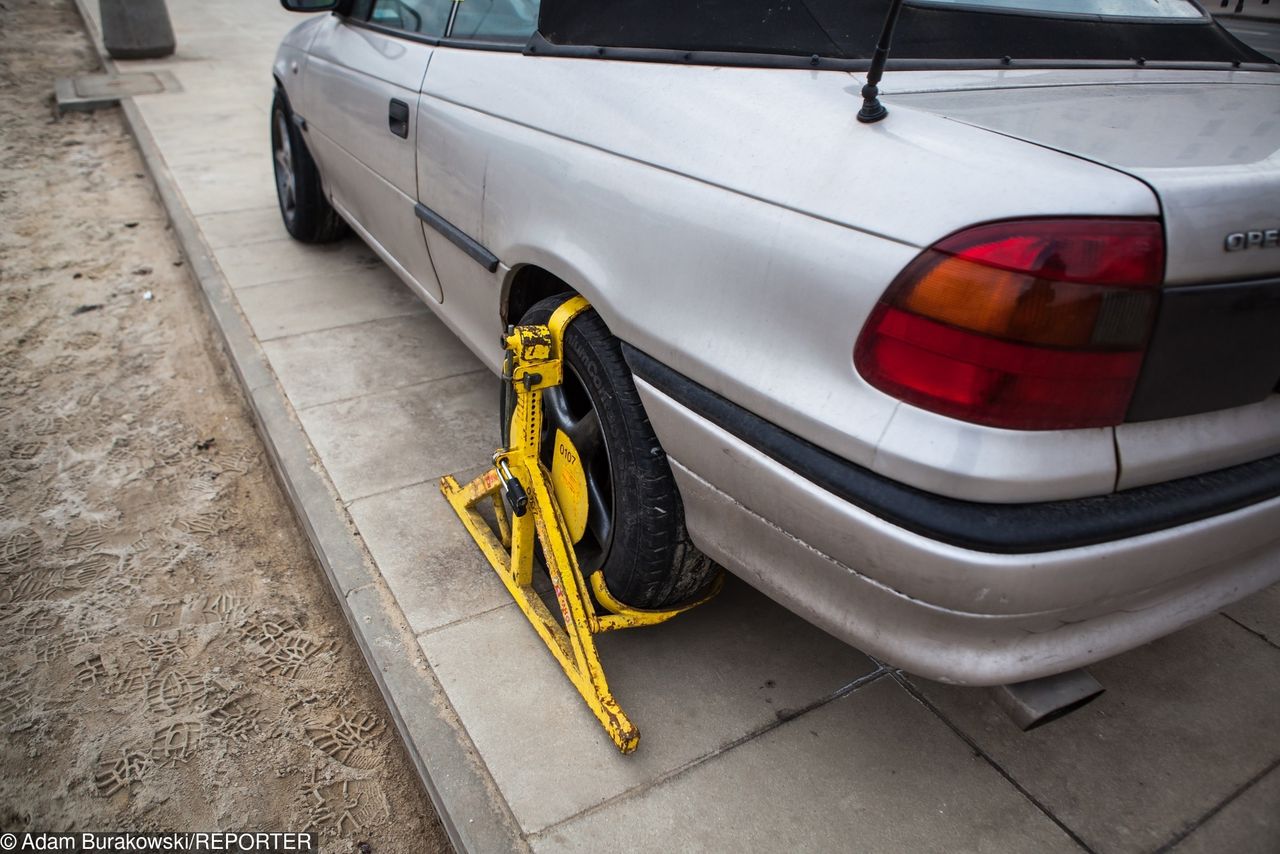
897 253 1154 350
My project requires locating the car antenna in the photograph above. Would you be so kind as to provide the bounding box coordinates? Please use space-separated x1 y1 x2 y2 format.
857 0 907 124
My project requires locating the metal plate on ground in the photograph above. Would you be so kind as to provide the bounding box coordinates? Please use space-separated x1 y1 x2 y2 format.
54 71 181 114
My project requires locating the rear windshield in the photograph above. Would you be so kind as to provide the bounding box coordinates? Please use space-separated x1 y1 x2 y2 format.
536 0 1270 67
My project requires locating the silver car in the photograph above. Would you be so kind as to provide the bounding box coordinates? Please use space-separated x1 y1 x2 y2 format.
271 0 1280 688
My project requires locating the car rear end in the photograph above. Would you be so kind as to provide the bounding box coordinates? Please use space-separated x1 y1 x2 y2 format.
596 2 1280 685
634 174 1280 682
470 0 1280 684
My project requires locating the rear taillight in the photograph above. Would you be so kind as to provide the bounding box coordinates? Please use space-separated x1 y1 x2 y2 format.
854 218 1164 430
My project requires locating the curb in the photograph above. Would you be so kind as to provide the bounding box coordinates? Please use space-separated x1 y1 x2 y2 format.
67 5 525 851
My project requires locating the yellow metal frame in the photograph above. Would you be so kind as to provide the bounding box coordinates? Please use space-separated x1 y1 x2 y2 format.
440 296 721 753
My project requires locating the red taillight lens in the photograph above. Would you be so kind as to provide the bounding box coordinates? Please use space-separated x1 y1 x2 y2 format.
854 218 1164 430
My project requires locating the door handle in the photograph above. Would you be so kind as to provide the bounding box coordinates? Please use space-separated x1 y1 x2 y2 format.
388 99 409 139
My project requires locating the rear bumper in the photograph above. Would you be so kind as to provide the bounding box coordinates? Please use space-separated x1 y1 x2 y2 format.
625 345 1280 686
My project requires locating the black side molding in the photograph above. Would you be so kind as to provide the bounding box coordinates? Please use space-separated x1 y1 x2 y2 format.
622 343 1280 555
414 203 499 272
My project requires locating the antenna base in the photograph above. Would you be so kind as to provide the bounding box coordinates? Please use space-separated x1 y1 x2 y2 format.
857 83 888 124
857 101 888 123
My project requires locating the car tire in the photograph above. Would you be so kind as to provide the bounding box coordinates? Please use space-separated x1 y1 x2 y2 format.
271 90 347 244
512 294 717 609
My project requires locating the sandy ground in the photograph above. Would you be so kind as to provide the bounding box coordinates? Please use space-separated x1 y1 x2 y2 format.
0 2 450 850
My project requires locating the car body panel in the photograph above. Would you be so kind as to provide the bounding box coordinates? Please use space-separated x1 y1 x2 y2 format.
890 79 1280 284
1115 395 1280 489
880 66 1280 95
419 50 1161 248
415 94 508 368
871 402 1117 502
277 12 325 54
272 18 324 125
303 16 443 301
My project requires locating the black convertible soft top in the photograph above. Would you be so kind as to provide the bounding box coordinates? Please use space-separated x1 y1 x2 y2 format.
532 1 1273 69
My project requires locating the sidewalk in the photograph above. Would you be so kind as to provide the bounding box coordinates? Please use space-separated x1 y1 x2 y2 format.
74 2 1280 851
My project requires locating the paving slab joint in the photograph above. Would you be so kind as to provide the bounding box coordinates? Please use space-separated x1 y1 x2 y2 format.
1153 755 1280 853
1221 612 1280 652
528 665 893 843
893 671 1097 854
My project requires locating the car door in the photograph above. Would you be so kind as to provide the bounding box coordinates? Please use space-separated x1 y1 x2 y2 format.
302 1 450 302
414 0 541 366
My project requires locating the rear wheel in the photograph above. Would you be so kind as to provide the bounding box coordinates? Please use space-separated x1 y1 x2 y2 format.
271 90 346 244
510 294 716 608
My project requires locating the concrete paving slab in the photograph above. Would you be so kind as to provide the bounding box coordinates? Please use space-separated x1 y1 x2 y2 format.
1222 582 1280 647
1172 763 1280 854
172 161 276 216
134 93 270 133
127 89 274 216
263 311 483 415
298 373 498 502
197 207 288 250
110 56 264 78
162 141 277 177
155 32 288 62
163 147 273 181
421 576 880 833
173 167 275 213
347 477 516 636
177 184 276 219
168 142 273 173
909 616 1280 854
214 235 383 291
233 266 428 341
531 677 1078 853
145 122 266 161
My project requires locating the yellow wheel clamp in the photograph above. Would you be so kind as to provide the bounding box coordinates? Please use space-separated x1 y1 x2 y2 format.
440 296 722 754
